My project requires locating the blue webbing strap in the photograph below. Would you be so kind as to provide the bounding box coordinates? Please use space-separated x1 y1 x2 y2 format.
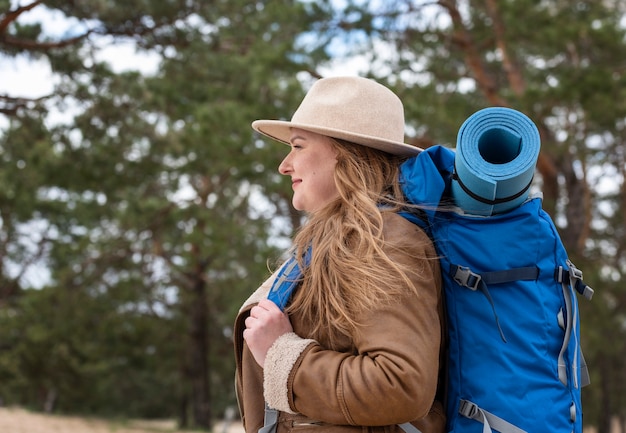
260 251 309 433
479 266 539 285
267 256 302 311
459 400 528 433
450 265 539 343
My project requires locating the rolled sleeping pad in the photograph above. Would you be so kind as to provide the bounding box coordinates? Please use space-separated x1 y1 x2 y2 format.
451 107 541 216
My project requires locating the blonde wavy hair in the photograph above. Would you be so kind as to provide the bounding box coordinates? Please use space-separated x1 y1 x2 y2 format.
284 138 426 348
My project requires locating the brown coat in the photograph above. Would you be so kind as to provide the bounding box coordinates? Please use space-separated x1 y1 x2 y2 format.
233 212 445 433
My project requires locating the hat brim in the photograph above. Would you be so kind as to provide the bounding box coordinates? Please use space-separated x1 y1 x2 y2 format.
252 120 422 157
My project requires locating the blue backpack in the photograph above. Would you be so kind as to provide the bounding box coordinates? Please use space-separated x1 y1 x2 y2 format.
398 144 593 433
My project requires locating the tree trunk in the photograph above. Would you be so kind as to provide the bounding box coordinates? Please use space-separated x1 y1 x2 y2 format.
561 151 591 252
443 0 564 217
178 391 188 428
599 356 613 433
188 272 211 429
443 1 507 107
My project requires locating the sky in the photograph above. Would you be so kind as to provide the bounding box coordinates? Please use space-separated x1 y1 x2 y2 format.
0 1 162 132
0 1 367 129
0 1 160 104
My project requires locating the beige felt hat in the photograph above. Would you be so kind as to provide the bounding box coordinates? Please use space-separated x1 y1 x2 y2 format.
251 76 422 157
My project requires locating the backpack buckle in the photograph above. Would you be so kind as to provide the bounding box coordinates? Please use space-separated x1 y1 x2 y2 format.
452 266 482 291
565 260 595 300
567 260 584 280
458 399 479 418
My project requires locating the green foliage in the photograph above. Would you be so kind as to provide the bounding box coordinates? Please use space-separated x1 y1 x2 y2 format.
1 0 626 430
0 284 180 417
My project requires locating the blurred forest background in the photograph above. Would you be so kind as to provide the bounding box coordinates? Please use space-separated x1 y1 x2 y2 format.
0 0 625 431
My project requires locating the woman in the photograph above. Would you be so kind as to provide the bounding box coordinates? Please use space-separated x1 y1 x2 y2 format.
233 76 445 433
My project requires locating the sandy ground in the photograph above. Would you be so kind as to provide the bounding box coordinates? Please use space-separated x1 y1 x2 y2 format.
0 406 245 433
2 406 621 433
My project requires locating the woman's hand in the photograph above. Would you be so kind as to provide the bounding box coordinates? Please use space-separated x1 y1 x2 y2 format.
243 299 294 368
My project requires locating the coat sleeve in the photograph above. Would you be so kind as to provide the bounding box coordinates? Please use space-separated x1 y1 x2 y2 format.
234 270 282 431
263 213 443 426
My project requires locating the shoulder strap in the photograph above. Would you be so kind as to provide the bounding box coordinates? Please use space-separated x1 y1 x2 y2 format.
261 407 425 433
398 422 423 433
459 400 528 433
267 247 311 311
259 405 278 433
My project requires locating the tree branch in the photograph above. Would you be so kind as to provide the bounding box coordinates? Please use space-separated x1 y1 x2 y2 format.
484 0 526 95
438 0 507 106
0 0 44 35
1 30 93 50
0 94 51 116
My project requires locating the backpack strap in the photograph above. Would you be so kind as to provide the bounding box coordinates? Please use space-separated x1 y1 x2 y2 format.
261 406 425 433
450 265 539 343
398 423 423 433
459 400 528 433
267 247 311 311
259 405 279 433
555 260 593 388
580 350 591 388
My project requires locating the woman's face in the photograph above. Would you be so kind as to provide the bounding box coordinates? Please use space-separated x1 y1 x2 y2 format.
278 128 339 213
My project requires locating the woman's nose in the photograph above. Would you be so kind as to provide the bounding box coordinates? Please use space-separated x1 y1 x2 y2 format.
278 152 292 175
